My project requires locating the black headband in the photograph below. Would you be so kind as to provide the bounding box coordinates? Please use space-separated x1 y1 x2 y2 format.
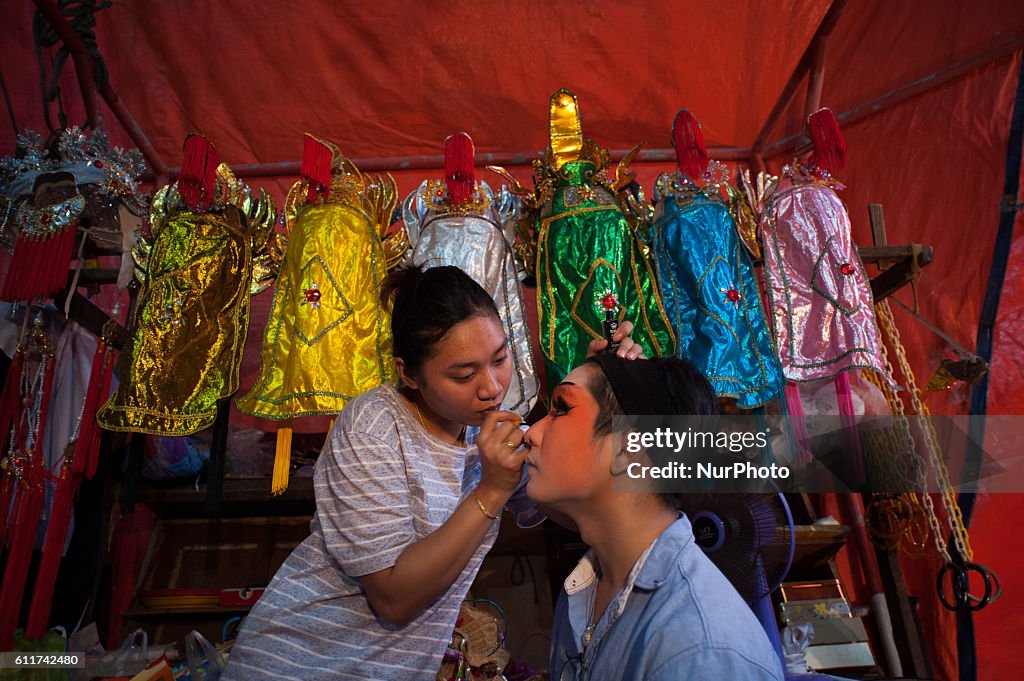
586 354 677 415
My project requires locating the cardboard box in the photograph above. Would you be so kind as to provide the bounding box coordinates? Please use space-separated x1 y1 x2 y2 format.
810 617 870 644
805 642 875 670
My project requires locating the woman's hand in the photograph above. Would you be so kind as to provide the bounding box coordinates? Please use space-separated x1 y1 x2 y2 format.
586 319 646 360
475 410 528 505
361 409 528 625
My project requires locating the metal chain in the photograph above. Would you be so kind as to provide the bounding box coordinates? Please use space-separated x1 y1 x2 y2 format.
876 301 973 561
862 344 946 560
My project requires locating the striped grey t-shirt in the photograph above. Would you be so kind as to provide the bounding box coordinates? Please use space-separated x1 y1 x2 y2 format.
223 383 518 680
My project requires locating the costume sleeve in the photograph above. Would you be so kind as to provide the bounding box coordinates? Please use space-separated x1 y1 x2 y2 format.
313 414 415 577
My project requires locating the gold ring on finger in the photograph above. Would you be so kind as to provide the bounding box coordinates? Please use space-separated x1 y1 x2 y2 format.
504 440 517 449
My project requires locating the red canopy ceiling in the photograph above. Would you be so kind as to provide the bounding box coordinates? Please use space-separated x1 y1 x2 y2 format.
1 1 1016 172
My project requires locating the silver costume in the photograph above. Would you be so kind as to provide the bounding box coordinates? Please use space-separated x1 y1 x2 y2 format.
403 180 539 417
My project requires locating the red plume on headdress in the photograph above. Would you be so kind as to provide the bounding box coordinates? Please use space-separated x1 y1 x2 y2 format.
302 133 335 203
178 134 219 211
444 132 476 206
671 109 709 182
807 107 846 174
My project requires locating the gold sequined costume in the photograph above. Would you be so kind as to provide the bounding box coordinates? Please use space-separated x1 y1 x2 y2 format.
236 135 403 419
97 149 280 435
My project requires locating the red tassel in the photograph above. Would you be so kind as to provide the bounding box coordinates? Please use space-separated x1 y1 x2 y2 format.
0 351 23 541
444 132 476 206
834 372 866 486
47 222 77 297
302 133 335 203
73 341 108 477
4 222 79 301
178 134 219 211
0 478 45 649
807 107 846 174
784 383 814 466
2 236 41 300
86 347 115 480
671 109 709 182
0 350 24 439
1 238 25 299
25 461 79 640
0 472 12 544
0 349 54 648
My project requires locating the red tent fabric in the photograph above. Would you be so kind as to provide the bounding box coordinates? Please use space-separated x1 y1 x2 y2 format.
2 1 1022 677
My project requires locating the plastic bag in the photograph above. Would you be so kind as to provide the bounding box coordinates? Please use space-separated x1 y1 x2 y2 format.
141 435 210 481
224 427 275 477
781 622 814 674
85 627 147 677
184 631 225 681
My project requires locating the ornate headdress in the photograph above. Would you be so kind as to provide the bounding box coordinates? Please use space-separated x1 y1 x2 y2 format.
0 127 146 301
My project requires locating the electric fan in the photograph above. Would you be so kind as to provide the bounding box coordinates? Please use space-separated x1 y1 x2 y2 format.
677 485 795 669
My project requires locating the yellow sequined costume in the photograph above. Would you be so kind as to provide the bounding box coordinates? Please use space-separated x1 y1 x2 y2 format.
97 165 280 434
236 139 403 419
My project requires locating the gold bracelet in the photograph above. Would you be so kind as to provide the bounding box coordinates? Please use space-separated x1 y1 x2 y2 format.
472 490 500 521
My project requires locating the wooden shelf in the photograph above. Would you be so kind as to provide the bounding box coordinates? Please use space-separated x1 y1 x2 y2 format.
136 476 315 518
860 244 933 301
791 523 851 569
123 605 253 618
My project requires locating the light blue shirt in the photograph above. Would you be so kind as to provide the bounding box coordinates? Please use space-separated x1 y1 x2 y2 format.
550 514 784 681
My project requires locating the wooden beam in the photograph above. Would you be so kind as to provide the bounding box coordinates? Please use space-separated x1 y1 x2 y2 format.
875 543 932 678
205 396 232 517
750 152 767 174
144 146 754 181
752 0 848 152
865 244 934 301
31 0 171 182
763 32 1024 160
804 35 829 120
751 244 933 301
66 290 128 349
31 0 98 128
868 204 889 269
796 32 831 151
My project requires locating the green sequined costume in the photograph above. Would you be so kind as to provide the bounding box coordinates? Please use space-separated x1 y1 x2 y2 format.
530 90 675 387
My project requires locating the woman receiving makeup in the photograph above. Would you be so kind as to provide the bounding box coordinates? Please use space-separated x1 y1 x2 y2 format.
525 355 783 680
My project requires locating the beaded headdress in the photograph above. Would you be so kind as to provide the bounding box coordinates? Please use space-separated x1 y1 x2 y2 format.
0 127 146 300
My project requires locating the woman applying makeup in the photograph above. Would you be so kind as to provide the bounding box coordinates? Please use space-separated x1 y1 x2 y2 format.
223 264 643 681
525 355 783 681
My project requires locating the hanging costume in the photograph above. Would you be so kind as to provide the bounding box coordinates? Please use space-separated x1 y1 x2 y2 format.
737 109 888 479
651 110 781 408
741 117 886 382
98 134 280 435
402 133 539 417
236 134 403 492
237 134 401 417
0 315 55 648
0 127 144 646
506 89 674 387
